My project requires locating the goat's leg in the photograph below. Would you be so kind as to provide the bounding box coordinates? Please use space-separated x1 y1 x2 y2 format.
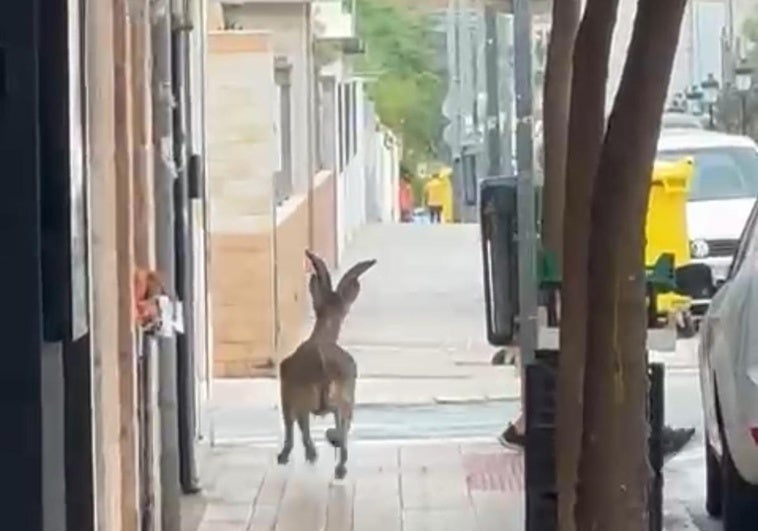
325 412 342 448
297 413 318 463
333 404 353 480
277 407 295 465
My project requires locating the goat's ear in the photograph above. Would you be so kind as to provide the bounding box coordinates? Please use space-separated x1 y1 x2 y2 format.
305 250 332 292
336 259 376 305
308 273 328 312
306 250 333 311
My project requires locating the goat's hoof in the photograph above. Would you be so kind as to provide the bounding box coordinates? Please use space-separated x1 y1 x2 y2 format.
277 452 290 465
325 428 342 448
305 446 318 464
334 464 347 480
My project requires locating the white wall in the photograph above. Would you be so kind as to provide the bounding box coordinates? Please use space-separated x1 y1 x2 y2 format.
329 77 400 264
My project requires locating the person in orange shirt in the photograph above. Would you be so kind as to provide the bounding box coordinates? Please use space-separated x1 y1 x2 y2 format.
423 173 445 223
398 166 414 222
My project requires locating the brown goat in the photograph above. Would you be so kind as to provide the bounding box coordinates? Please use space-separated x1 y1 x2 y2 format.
276 250 376 479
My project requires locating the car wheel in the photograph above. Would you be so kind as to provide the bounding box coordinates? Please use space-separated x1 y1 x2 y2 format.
722 437 758 530
705 440 722 517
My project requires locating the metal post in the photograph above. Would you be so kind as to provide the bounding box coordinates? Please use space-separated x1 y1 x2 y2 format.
484 5 501 178
151 0 182 528
742 93 748 135
513 0 538 367
708 104 714 130
171 0 200 495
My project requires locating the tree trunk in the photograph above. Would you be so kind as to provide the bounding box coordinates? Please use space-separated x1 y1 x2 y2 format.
540 0 580 267
556 1 620 530
578 0 687 528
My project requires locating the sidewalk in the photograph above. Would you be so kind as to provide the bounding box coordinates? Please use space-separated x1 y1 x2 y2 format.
192 224 705 529
189 440 524 531
187 437 707 531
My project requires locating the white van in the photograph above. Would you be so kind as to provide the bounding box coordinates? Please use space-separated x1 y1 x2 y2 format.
656 130 758 313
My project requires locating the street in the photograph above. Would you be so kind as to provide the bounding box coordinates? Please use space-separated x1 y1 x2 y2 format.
195 223 722 530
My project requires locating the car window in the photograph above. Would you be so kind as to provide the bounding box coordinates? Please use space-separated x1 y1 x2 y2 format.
729 198 758 277
657 147 758 201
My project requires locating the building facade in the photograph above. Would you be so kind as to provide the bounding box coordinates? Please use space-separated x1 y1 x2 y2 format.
2 1 210 529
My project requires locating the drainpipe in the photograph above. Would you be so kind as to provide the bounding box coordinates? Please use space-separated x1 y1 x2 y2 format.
172 0 200 494
150 0 182 529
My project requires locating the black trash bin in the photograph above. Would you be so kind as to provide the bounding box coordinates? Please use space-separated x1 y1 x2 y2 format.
479 177 519 346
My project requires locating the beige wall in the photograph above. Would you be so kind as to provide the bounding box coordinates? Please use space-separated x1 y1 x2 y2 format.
207 24 337 378
224 2 314 193
208 31 278 377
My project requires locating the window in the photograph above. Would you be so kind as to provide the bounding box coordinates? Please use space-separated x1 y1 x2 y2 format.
344 82 352 164
337 83 345 173
274 56 293 204
657 147 758 202
350 82 357 158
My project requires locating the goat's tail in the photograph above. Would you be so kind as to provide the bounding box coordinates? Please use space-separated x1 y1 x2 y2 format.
314 347 331 415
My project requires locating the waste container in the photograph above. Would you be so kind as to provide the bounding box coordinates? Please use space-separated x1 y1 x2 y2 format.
646 157 693 269
479 177 545 344
645 158 694 323
479 177 519 345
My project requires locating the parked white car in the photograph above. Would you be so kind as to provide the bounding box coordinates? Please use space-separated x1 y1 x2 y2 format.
698 197 758 529
657 130 758 315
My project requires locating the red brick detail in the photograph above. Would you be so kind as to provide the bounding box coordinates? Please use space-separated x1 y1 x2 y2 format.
463 451 524 492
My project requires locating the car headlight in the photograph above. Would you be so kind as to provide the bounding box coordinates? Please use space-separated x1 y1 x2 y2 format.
690 239 710 259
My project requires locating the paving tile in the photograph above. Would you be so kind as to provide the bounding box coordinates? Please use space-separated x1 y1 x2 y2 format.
274 468 330 531
402 508 478 531
201 503 252 524
197 522 248 531
350 443 400 474
400 469 470 511
399 443 462 469
353 472 402 531
470 491 523 531
325 481 355 531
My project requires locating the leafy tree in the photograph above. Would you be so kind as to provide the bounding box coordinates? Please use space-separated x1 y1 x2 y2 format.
355 0 445 168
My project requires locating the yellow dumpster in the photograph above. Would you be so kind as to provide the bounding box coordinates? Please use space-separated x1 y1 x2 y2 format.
645 157 694 318
646 157 693 268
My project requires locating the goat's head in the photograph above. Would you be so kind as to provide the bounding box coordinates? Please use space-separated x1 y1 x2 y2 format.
305 250 376 326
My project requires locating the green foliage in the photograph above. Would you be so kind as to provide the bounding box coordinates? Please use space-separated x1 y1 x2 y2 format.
355 0 445 167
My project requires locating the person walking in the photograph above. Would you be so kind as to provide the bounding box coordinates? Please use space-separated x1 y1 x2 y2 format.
399 166 415 223
423 172 445 223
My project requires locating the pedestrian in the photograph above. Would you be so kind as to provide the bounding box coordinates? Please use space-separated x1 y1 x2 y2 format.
496 349 696 456
423 172 445 223
399 166 415 223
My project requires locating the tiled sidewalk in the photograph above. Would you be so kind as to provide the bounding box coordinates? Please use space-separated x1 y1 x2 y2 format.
189 440 524 531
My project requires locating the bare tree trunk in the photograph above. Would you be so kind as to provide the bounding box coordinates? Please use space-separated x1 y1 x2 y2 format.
540 0 580 267
578 0 687 528
556 1 620 530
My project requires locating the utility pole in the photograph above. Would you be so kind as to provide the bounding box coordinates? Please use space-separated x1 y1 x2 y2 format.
151 0 182 528
484 5 501 178
513 0 538 368
171 0 200 495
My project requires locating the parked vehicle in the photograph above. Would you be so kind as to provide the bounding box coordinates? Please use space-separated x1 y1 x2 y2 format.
657 130 758 316
698 196 758 529
661 111 706 130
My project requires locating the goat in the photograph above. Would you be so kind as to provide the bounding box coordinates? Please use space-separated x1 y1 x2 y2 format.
276 250 376 479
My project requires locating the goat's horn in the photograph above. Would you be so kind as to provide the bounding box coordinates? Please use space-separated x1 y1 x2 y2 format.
337 259 377 292
305 250 332 292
